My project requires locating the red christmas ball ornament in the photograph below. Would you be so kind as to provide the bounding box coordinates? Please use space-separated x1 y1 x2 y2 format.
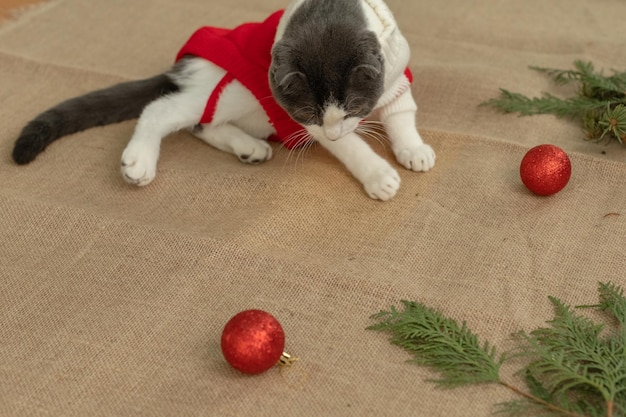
221 309 285 374
519 144 571 196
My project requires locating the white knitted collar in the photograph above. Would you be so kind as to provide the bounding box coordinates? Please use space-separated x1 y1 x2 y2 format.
274 0 411 89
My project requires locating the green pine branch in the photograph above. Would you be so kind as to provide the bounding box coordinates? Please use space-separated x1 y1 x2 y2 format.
480 60 626 144
368 282 626 417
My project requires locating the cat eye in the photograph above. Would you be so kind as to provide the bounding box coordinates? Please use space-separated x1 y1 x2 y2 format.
292 110 321 126
352 64 382 81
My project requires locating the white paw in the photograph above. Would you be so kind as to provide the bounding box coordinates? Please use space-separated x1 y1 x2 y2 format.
363 165 401 201
394 144 436 172
233 138 272 165
120 144 158 186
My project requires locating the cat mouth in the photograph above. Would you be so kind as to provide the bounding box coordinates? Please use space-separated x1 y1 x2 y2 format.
324 127 343 140
303 111 361 142
323 117 360 141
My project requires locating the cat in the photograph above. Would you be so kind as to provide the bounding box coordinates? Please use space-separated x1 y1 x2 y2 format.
11 0 435 201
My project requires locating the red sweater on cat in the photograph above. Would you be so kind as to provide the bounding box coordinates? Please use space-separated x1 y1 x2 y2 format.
176 10 305 148
176 10 412 149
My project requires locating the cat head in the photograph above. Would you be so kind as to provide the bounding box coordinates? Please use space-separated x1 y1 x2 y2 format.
269 26 385 141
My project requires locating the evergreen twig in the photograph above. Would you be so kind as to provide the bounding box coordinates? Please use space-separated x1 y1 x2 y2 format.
368 300 502 387
368 282 626 417
481 60 626 144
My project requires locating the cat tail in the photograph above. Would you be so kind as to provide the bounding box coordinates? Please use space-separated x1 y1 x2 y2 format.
12 73 179 164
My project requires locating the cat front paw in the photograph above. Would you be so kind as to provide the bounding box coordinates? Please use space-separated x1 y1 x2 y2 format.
120 145 158 186
363 166 401 201
394 144 436 172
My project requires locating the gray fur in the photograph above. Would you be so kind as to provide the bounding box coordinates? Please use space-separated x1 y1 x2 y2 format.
269 0 385 125
12 72 179 164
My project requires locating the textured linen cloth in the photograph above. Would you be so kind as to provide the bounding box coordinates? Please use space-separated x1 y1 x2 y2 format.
1 1 625 416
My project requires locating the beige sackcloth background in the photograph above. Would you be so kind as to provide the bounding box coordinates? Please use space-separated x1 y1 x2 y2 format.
1 1 625 416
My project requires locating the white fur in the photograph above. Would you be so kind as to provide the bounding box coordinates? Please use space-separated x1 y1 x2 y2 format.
120 0 436 200
121 59 273 186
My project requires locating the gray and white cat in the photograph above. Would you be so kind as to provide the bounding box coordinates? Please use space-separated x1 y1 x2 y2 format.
12 0 435 201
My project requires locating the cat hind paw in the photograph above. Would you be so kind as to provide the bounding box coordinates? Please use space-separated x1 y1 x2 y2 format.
233 138 272 165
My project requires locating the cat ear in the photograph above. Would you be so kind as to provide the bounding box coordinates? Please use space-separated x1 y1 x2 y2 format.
270 41 307 94
353 31 384 80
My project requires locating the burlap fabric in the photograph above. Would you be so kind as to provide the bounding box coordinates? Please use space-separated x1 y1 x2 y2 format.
1 1 625 416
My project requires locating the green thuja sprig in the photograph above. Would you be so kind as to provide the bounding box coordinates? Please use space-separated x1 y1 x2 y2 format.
368 282 626 417
368 300 503 387
481 61 626 144
593 282 626 326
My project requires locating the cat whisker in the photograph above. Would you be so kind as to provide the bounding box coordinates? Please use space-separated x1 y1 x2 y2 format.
356 121 390 154
362 119 387 127
295 136 318 171
293 132 316 170
291 107 317 122
357 125 385 139
258 95 277 104
276 129 314 171
273 140 295 165
359 119 388 132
